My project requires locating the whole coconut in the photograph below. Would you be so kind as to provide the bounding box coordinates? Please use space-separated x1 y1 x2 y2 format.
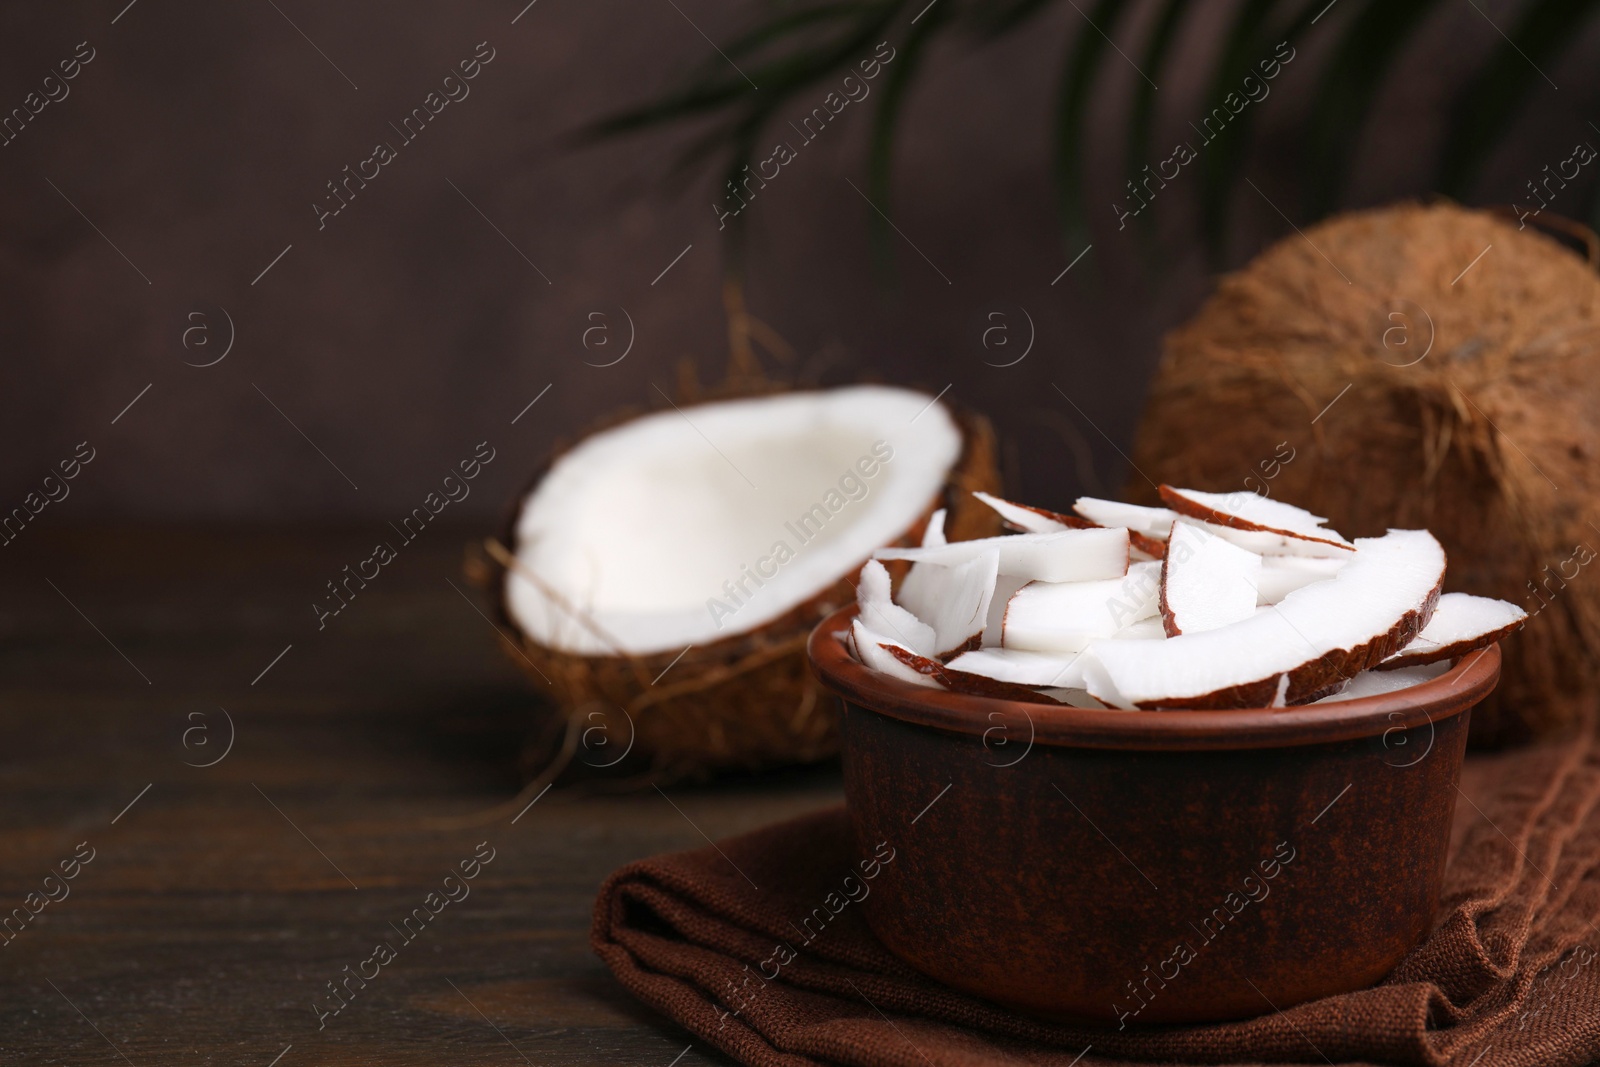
1130 202 1600 744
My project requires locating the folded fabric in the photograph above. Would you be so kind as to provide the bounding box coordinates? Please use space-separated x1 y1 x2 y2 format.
594 728 1600 1067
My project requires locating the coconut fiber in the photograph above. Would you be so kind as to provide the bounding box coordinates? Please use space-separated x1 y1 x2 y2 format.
1129 203 1600 745
593 718 1600 1066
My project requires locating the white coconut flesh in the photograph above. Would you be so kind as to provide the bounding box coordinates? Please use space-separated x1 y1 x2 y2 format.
972 491 1077 534
1003 561 1163 653
1256 555 1348 605
946 647 1089 688
947 613 1165 689
1073 497 1177 540
506 385 963 656
855 560 936 657
981 574 1029 646
1315 662 1451 703
1160 521 1263 636
1087 529 1445 709
1161 486 1354 556
846 486 1521 711
1378 592 1527 669
875 526 1129 582
851 619 941 689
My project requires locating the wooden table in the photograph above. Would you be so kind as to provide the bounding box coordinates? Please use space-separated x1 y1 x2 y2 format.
0 525 839 1065
1 524 1509 1066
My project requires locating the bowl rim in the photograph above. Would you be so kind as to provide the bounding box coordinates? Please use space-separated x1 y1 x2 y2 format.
807 605 1502 751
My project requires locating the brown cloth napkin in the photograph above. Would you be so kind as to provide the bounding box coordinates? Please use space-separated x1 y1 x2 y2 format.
594 731 1600 1067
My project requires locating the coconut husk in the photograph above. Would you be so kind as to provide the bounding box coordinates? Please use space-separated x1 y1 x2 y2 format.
1130 201 1600 744
481 282 1001 782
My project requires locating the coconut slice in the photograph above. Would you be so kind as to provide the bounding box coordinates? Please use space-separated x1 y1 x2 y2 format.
1315 662 1452 703
974 491 1166 559
1256 556 1348 605
855 560 936 657
1042 688 1124 709
1159 486 1354 556
946 647 1090 689
1160 521 1264 636
1376 592 1526 670
1086 529 1445 709
972 491 1090 534
873 641 1070 704
1003 561 1162 653
1073 497 1178 540
895 508 947 622
912 550 1002 658
981 574 1029 646
1113 615 1168 640
505 385 967 656
851 619 942 690
875 527 1129 583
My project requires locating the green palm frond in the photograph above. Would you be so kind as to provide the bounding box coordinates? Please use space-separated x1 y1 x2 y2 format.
584 0 1600 261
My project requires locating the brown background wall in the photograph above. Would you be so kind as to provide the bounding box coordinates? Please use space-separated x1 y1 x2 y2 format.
3 0 1598 522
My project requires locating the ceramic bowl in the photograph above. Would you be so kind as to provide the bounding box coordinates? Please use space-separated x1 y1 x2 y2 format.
807 605 1502 1024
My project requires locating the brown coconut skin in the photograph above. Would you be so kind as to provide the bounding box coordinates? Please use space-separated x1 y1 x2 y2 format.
487 394 1002 780
1129 577 1441 710
1130 202 1600 743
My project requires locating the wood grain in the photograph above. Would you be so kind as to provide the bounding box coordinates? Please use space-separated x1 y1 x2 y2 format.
0 524 842 1065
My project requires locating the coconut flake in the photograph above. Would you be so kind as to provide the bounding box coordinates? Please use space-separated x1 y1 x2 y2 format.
972 491 1087 534
921 550 1002 658
978 491 1169 559
1159 486 1354 555
850 619 943 689
946 647 1089 688
875 527 1130 583
1086 529 1445 709
1377 592 1526 669
981 574 1029 646
1160 521 1264 636
1073 497 1178 540
896 508 948 621
1256 555 1348 604
856 560 937 656
1315 662 1452 703
1003 561 1162 653
876 641 1071 704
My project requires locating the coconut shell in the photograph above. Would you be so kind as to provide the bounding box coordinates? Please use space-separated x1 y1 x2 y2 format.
1130 202 1600 744
488 400 1001 781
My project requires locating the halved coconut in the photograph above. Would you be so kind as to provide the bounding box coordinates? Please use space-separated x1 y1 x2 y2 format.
1160 521 1263 636
1003 561 1163 653
1256 555 1348 605
1377 592 1527 670
1159 486 1354 557
497 384 1001 774
1087 529 1444 709
875 527 1129 583
1315 662 1452 703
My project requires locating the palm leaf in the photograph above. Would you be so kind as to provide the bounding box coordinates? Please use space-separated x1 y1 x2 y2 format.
1195 0 1291 257
1053 0 1134 253
866 2 951 269
1302 0 1441 220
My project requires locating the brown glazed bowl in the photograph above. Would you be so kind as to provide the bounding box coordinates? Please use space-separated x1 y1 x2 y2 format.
807 606 1502 1026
